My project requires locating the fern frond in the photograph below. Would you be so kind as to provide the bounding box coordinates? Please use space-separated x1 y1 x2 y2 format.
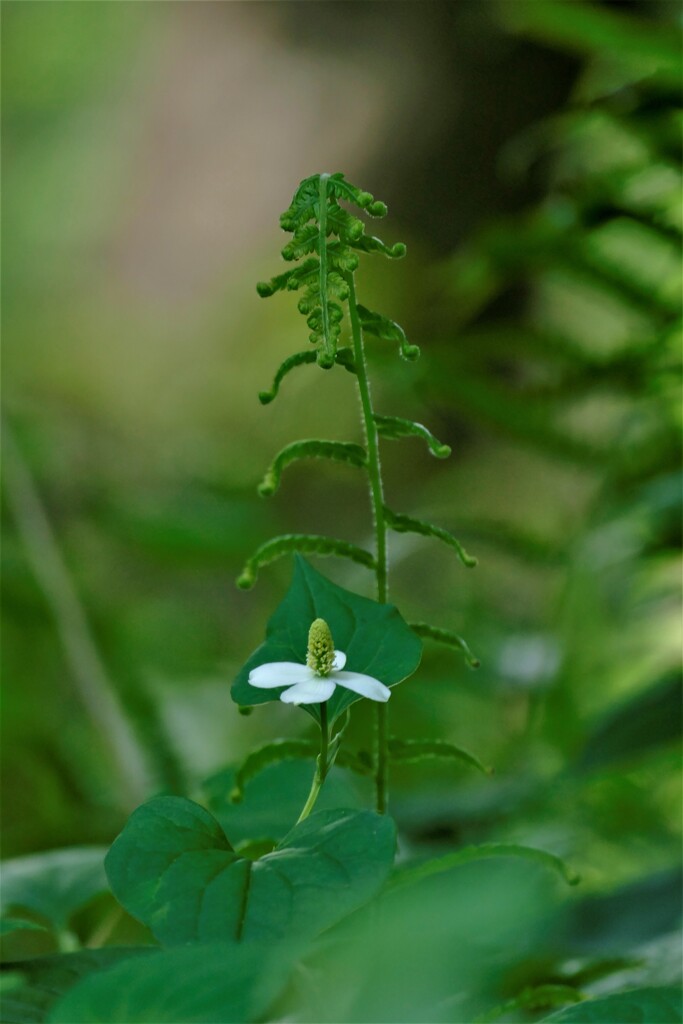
409 622 480 669
236 534 376 589
352 235 407 259
357 305 420 361
373 415 451 458
262 173 407 368
257 440 367 497
384 507 478 568
258 351 318 405
389 738 492 776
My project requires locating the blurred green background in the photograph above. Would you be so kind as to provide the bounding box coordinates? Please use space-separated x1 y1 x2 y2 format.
2 0 681 1010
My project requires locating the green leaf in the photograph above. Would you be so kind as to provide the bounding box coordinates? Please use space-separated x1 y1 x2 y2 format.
229 741 373 805
232 555 422 723
390 842 580 892
0 949 152 1024
577 671 682 772
258 348 355 404
388 739 492 776
477 984 584 1023
236 534 375 589
257 440 366 497
409 621 481 668
258 350 317 404
373 414 451 458
499 0 682 86
105 797 396 946
47 942 293 1024
0 848 108 931
229 740 318 802
351 235 407 260
357 305 420 361
384 507 478 568
202 759 369 847
0 917 49 937
539 986 682 1023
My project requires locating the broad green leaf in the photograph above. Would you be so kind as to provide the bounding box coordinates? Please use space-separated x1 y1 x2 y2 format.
229 739 318 802
540 986 682 1023
202 759 369 846
0 848 108 931
232 555 422 723
0 917 49 936
564 867 682 953
389 842 580 892
48 942 294 1024
577 671 681 772
477 984 584 1023
498 1 682 85
228 741 371 805
105 796 396 946
0 948 152 1024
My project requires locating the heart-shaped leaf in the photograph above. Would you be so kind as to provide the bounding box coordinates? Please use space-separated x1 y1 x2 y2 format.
202 759 370 846
0 848 108 931
105 796 396 947
231 555 422 722
47 942 294 1024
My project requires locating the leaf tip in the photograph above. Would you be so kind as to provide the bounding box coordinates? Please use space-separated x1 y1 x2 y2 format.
435 444 452 459
401 344 421 362
236 570 255 590
257 475 277 498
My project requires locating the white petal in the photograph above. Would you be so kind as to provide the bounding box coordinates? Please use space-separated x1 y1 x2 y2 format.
333 670 391 702
249 662 313 689
332 650 347 670
280 679 336 705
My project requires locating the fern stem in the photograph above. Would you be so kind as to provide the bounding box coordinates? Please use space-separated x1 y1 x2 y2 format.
318 173 333 366
346 271 389 814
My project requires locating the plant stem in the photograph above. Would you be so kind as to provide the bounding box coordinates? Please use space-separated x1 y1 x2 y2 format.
318 173 332 366
296 701 329 824
346 272 389 813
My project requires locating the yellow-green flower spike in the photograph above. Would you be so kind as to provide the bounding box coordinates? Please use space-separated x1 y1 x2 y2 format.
307 618 335 677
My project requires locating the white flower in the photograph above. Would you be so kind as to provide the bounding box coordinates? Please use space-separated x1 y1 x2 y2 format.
248 617 391 706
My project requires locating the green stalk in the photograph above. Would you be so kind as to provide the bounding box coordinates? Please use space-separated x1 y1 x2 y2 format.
346 272 389 813
296 701 329 824
317 173 333 366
